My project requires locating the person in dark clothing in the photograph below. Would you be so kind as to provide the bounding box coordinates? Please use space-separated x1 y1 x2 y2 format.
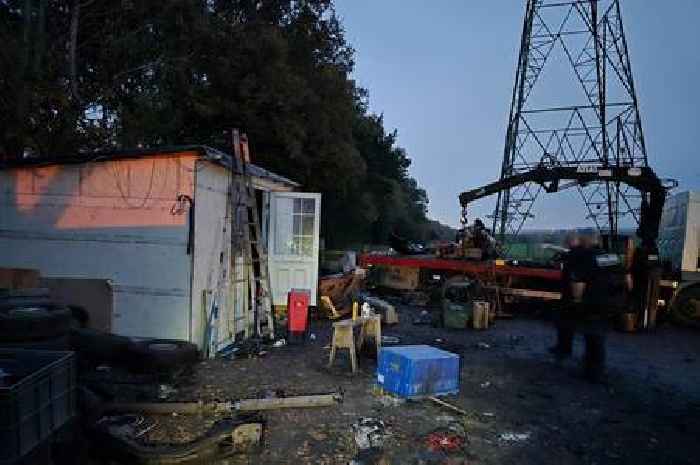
550 233 612 382
550 233 585 357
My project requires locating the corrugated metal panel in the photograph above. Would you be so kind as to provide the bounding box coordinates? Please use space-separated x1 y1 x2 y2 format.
0 156 196 341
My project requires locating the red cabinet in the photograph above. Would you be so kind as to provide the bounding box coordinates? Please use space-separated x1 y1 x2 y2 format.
287 289 311 337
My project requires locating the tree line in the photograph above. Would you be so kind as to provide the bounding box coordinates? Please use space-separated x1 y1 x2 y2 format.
0 0 453 247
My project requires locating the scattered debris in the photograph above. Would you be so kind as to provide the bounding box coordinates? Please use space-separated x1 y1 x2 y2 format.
320 295 343 320
97 414 156 439
217 345 240 359
353 417 387 450
424 430 466 453
319 269 366 319
429 397 468 417
356 292 400 325
412 310 433 325
216 338 263 359
231 422 264 451
361 302 373 317
381 335 400 344
480 381 491 389
403 291 430 307
476 342 491 350
157 384 177 400
499 432 532 442
377 394 406 407
272 339 287 348
90 415 263 463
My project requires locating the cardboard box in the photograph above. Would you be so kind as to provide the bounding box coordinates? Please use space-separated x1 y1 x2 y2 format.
0 268 40 290
378 266 419 291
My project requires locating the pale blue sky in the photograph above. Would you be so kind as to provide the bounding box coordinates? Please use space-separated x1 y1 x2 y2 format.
335 1 700 228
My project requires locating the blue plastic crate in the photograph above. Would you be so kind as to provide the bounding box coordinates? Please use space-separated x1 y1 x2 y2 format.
377 345 459 398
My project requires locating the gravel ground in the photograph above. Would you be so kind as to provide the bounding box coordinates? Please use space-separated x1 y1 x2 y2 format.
91 303 700 465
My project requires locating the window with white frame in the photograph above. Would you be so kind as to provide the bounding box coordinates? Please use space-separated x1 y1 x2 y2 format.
274 197 316 256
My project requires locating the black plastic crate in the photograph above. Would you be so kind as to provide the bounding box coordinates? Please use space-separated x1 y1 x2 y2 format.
0 349 76 464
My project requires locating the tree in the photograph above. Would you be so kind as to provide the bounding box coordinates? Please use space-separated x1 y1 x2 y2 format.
0 0 440 247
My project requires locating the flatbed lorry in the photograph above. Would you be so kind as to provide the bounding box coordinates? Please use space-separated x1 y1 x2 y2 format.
362 165 682 326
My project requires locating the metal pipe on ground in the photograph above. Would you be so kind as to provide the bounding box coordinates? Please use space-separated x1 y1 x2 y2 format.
104 392 343 415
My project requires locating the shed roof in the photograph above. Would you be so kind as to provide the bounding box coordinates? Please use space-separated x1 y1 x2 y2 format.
0 145 300 188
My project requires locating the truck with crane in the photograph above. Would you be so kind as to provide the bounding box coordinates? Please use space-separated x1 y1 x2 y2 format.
360 164 700 328
361 0 700 329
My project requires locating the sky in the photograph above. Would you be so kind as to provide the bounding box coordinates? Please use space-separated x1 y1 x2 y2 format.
335 0 700 229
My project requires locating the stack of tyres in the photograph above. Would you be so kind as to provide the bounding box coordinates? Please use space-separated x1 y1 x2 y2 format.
0 290 73 350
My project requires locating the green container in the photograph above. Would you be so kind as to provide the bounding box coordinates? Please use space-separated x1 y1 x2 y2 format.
441 279 478 329
442 300 473 329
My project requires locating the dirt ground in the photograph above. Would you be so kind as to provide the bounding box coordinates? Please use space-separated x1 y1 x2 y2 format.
100 303 700 465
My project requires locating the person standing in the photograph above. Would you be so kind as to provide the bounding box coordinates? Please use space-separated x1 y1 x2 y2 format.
550 232 585 358
550 232 610 382
577 234 609 382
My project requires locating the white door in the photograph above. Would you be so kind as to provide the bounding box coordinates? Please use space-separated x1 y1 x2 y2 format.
267 192 321 306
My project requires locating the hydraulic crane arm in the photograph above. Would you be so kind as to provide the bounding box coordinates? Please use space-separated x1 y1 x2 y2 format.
459 165 671 250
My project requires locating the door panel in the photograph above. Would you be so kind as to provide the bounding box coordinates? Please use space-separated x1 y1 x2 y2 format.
268 192 321 306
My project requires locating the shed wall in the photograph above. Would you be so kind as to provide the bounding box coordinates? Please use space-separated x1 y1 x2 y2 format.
0 154 197 340
191 161 243 349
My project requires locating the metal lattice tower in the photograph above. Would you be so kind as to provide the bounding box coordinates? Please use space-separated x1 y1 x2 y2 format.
493 0 648 240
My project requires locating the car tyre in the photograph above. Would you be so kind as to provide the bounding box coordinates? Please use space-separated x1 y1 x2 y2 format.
0 304 72 342
128 339 199 372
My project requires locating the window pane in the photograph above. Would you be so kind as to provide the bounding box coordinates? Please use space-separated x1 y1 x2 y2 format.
302 215 314 235
293 198 302 214
301 237 313 256
293 214 302 236
302 198 315 214
274 197 295 255
293 237 303 255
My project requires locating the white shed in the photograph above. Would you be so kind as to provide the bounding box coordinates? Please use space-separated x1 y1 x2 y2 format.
0 146 321 349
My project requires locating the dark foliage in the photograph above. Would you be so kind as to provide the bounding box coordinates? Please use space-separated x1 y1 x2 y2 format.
0 0 446 246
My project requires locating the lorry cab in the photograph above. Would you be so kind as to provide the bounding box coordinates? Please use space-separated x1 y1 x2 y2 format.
658 191 700 325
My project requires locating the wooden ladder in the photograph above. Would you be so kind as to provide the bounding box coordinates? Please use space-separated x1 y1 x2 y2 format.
231 129 276 339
